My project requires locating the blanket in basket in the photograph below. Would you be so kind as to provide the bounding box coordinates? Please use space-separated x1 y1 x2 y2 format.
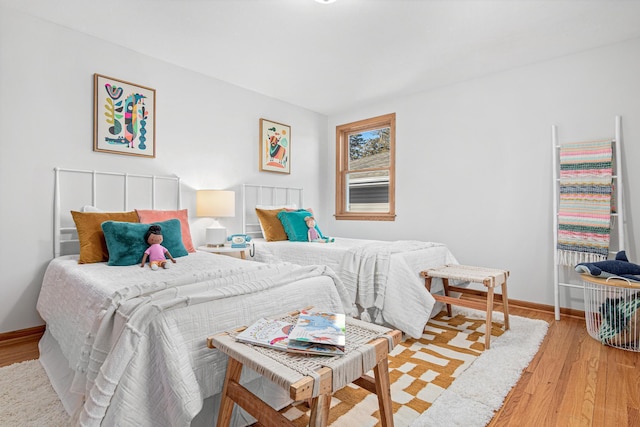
557 140 613 266
599 295 640 346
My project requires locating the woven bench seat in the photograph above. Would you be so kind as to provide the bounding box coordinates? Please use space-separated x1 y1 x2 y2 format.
421 264 510 349
207 309 402 427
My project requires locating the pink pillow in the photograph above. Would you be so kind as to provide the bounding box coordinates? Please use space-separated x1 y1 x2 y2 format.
135 209 196 253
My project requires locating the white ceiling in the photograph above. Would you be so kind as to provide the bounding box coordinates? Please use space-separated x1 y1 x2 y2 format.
4 0 640 115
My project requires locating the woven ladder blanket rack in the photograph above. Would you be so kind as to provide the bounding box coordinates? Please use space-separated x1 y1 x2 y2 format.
552 116 625 321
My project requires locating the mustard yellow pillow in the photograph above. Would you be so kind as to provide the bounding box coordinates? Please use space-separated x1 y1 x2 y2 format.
71 210 140 263
255 208 288 241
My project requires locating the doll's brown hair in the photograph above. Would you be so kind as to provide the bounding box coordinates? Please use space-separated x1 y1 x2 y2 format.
144 225 162 243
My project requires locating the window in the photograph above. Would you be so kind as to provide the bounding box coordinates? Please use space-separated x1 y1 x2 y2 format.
335 113 396 221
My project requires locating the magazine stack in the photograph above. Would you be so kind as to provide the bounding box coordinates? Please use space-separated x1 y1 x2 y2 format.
235 309 346 356
286 309 346 356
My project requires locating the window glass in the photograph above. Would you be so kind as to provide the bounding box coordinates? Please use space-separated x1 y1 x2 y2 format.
346 171 390 213
348 128 390 171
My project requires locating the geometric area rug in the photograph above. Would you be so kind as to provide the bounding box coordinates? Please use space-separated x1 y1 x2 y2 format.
0 308 547 427
281 307 549 427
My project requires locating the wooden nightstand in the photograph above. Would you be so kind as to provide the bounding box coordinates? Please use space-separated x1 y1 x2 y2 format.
197 245 251 260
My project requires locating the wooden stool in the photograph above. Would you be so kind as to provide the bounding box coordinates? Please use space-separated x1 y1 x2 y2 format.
207 315 402 427
421 264 510 349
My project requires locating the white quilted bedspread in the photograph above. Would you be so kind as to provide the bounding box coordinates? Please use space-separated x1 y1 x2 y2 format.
37 252 352 426
251 238 459 338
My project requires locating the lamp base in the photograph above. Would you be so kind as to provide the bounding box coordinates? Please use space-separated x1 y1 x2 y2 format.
205 226 228 247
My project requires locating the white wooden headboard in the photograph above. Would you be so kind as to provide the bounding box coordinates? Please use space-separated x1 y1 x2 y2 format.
54 167 181 257
242 184 304 238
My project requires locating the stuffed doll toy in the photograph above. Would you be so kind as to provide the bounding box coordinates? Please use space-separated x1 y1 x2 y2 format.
575 250 640 282
140 225 177 270
304 216 335 243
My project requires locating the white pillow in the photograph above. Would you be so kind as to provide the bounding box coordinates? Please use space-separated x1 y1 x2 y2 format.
81 205 103 212
255 204 297 210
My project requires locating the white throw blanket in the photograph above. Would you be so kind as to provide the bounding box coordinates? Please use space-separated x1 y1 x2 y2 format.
338 240 436 324
250 238 459 338
61 262 352 427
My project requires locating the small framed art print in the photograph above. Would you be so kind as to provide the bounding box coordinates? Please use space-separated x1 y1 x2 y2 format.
93 73 156 158
259 118 291 174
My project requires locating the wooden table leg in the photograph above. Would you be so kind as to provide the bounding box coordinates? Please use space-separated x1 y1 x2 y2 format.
424 276 433 292
309 393 331 427
442 278 452 316
240 251 246 260
502 280 510 330
485 286 494 350
373 356 395 427
217 357 243 427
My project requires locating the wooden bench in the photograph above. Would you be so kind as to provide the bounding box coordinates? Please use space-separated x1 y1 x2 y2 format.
207 313 402 427
421 264 510 349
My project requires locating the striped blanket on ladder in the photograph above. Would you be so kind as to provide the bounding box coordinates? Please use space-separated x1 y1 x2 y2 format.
558 140 613 266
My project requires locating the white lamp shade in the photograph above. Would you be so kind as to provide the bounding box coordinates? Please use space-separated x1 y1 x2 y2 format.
196 190 235 217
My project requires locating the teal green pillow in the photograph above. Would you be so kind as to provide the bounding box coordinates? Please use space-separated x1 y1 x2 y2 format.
101 219 188 266
277 210 322 242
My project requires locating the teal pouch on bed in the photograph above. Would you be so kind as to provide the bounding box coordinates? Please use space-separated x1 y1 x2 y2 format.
101 218 188 266
277 209 323 242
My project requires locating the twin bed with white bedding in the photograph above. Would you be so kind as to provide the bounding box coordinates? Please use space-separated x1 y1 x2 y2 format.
243 184 460 339
39 252 349 426
38 169 353 427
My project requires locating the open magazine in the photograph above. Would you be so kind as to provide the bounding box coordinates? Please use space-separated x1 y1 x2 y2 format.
286 309 346 356
235 317 294 351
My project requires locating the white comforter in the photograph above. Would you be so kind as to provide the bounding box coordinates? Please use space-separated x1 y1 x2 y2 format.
37 252 353 426
250 238 459 338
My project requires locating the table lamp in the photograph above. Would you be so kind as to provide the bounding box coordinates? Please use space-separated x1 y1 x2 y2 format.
196 190 235 247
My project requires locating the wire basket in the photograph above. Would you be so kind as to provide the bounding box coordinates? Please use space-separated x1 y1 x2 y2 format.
582 274 640 352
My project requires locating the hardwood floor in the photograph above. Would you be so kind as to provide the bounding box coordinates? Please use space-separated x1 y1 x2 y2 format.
0 332 41 368
489 306 640 427
1 307 638 426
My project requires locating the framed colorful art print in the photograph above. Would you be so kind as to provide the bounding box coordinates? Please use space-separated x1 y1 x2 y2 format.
93 74 156 158
259 118 291 174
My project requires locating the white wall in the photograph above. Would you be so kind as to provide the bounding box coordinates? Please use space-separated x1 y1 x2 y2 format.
325 37 640 310
0 7 327 333
3 6 639 334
